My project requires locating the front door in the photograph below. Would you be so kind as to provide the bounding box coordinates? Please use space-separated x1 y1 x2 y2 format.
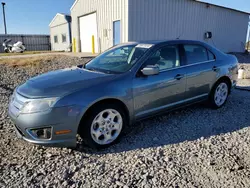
133 45 186 119
183 44 218 99
113 20 121 46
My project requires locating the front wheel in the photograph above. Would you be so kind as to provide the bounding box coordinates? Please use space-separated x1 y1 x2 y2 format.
209 81 230 109
78 104 127 149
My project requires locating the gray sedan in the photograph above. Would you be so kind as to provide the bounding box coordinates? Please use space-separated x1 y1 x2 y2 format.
8 40 238 148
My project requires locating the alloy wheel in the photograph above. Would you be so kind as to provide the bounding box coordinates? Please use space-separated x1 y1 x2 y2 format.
214 82 228 107
90 109 123 145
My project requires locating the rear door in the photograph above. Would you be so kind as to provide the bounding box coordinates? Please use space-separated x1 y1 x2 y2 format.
133 45 187 119
182 44 217 99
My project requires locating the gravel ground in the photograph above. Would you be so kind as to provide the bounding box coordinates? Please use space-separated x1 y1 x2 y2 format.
1 55 250 187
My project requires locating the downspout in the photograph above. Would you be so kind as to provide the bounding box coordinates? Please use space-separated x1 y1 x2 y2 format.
65 15 72 51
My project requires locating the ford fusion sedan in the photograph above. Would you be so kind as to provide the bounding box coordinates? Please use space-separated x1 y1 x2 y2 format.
8 40 238 148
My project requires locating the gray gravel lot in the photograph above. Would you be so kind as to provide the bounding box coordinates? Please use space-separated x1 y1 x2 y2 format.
1 54 250 187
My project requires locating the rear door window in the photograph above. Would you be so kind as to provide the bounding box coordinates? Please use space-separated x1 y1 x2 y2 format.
184 45 214 65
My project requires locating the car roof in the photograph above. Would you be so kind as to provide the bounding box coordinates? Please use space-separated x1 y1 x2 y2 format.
122 40 208 46
118 39 224 57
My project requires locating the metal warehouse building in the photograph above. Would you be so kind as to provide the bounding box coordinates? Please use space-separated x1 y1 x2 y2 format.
49 13 72 51
70 0 249 53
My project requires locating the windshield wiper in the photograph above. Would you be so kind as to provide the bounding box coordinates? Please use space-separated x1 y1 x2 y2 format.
85 67 118 74
86 68 101 72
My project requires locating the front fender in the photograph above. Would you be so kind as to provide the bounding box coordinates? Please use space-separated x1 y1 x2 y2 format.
55 76 134 129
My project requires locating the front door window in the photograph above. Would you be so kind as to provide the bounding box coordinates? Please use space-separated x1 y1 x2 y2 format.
144 45 180 71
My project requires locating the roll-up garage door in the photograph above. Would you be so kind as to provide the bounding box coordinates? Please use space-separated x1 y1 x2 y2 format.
79 13 99 53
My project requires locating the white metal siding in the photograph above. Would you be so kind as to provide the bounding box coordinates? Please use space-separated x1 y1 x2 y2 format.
50 14 71 51
128 0 249 52
71 0 129 52
50 14 69 27
50 23 71 51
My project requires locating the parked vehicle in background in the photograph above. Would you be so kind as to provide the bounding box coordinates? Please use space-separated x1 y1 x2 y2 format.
8 40 238 149
3 39 26 53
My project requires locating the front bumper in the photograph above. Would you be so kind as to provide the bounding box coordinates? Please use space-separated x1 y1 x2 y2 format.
8 103 84 148
13 125 76 147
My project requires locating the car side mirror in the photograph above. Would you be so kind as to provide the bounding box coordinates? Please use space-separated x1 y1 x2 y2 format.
141 65 159 76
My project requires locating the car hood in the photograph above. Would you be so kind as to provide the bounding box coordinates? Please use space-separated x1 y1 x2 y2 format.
17 67 113 98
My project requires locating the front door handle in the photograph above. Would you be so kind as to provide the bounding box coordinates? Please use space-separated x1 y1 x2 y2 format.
212 66 219 72
175 74 184 80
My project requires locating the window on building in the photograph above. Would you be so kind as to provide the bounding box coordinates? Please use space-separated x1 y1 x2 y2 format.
54 36 58 43
62 34 67 43
144 45 180 71
184 45 215 64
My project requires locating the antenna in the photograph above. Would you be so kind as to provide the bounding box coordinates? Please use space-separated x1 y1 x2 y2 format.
176 31 184 40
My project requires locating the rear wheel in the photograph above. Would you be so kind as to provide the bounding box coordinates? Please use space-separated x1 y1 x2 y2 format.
209 81 230 109
79 103 127 149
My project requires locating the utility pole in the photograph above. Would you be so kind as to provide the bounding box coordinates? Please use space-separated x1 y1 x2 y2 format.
2 2 7 34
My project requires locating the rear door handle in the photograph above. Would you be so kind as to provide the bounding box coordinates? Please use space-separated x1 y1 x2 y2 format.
175 74 184 80
212 66 219 72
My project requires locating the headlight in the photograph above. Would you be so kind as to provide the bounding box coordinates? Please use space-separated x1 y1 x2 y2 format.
20 97 58 114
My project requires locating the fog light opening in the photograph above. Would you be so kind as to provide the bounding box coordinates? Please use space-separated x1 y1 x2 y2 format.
28 127 52 140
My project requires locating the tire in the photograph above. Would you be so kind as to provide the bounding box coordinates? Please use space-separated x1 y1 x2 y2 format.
78 103 127 149
208 80 230 109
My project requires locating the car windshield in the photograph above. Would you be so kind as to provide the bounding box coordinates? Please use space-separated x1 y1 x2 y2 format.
85 44 152 74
